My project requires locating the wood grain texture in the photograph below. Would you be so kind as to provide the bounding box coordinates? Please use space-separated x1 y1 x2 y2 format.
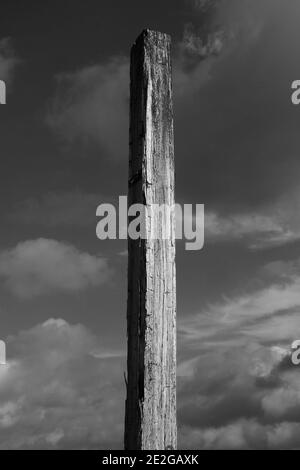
125 29 176 450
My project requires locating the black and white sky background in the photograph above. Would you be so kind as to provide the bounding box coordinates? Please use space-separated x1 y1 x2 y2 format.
1 0 300 449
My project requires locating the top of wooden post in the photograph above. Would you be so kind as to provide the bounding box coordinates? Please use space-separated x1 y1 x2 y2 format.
131 29 171 54
133 28 171 43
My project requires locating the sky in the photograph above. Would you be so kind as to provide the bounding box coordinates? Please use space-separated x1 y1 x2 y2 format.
1 0 300 449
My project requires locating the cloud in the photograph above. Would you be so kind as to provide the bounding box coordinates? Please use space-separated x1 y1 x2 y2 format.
176 0 265 88
176 253 300 449
205 184 300 249
3 317 297 450
178 22 224 60
205 211 289 248
0 239 111 298
205 211 300 249
1 259 300 450
180 418 300 450
180 419 300 450
191 0 267 46
0 319 125 449
177 331 300 449
179 265 300 347
0 38 19 84
178 347 263 448
46 58 129 160
180 419 272 450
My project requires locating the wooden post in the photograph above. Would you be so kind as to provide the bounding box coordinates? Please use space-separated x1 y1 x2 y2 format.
125 30 176 450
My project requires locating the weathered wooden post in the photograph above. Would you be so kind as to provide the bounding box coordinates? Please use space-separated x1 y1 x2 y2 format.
125 30 176 450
